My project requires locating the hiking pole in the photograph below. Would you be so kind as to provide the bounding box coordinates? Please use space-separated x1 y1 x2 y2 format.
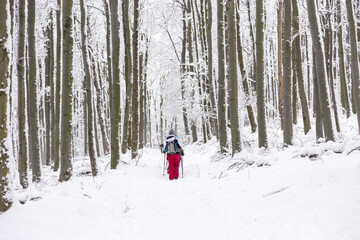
181 156 184 178
163 153 166 176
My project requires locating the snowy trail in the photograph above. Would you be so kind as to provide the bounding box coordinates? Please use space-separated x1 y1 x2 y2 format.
1 140 360 240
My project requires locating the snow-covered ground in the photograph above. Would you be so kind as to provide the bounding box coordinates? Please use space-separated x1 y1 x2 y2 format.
1 129 360 240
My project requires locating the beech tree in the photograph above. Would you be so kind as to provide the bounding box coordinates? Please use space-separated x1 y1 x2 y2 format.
0 0 12 213
28 0 41 182
256 0 268 149
109 0 121 168
307 0 334 142
17 0 28 188
59 0 74 182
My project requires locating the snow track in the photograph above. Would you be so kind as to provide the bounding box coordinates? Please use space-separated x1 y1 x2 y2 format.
1 140 360 240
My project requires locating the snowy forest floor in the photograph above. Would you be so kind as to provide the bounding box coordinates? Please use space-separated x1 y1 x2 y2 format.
1 120 360 239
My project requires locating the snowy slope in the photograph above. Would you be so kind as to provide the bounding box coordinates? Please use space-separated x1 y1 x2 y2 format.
1 136 360 240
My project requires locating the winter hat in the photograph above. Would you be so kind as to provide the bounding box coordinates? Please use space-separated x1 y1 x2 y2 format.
169 129 175 135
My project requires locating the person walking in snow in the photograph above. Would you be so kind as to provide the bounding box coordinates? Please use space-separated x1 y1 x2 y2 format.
163 129 184 180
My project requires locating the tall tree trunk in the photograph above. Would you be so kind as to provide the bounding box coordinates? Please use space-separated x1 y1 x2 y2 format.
236 0 257 133
278 0 284 130
292 0 311 134
45 17 53 166
132 0 140 159
227 0 241 154
256 0 268 148
91 54 109 155
337 0 350 117
307 0 335 141
187 2 198 143
346 0 360 133
283 0 292 146
246 0 257 90
313 57 324 141
49 11 55 167
53 0 61 172
80 0 97 176
217 0 228 153
110 0 121 167
143 37 150 147
28 0 41 182
0 0 12 212
17 0 28 188
323 0 341 133
206 0 219 139
181 9 190 136
139 47 145 149
59 0 74 182
121 0 132 154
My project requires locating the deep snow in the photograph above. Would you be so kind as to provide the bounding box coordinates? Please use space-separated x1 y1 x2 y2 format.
1 132 360 240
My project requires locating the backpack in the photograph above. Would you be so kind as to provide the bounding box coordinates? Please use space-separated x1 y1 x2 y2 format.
167 140 177 155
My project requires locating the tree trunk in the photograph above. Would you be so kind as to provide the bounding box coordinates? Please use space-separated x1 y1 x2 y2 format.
206 0 219 139
28 0 41 182
17 0 28 188
217 0 228 153
313 56 324 141
236 0 257 133
131 0 140 159
323 0 340 133
346 0 360 133
256 0 268 148
91 54 109 155
292 0 311 134
139 47 144 149
80 0 97 176
49 11 55 167
186 2 198 143
59 0 74 182
0 0 12 212
283 0 292 146
45 17 53 166
53 0 61 172
181 9 190 136
110 0 121 167
121 0 132 154
278 0 284 130
337 0 350 118
227 0 241 154
307 0 335 141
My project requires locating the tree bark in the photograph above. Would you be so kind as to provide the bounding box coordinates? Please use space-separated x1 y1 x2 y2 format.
121 0 132 154
337 0 350 117
59 0 74 182
80 0 97 176
17 0 28 188
0 0 12 212
256 0 268 148
131 0 140 158
217 0 228 153
292 0 311 134
181 9 190 136
53 0 61 172
110 0 121 167
227 0 241 154
283 0 292 146
346 0 360 133
206 0 219 139
236 0 257 133
307 0 335 141
278 0 284 130
28 0 41 181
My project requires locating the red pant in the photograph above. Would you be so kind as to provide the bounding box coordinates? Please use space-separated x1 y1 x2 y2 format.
167 154 181 180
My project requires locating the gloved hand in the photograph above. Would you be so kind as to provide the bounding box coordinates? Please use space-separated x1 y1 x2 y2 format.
180 149 184 156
